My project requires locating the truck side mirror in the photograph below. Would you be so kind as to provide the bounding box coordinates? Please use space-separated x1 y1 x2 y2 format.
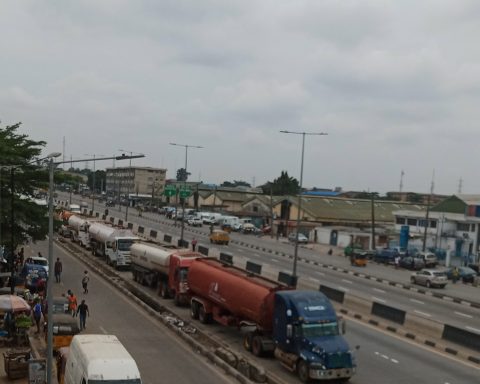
286 324 293 338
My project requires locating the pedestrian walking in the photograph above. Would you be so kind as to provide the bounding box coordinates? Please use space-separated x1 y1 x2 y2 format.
68 291 78 317
54 257 63 283
76 300 89 331
82 271 90 294
452 267 460 284
191 238 198 252
394 256 400 269
32 300 43 333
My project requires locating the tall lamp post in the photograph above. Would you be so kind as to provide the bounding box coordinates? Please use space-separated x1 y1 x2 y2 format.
280 130 327 281
119 149 142 222
170 143 203 246
46 153 144 384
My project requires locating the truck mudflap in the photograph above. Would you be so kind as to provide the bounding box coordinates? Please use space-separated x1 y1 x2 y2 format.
309 366 355 380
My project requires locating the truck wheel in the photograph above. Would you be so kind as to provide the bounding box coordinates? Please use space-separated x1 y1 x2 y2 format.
251 335 263 357
243 332 253 352
191 302 199 319
198 305 211 324
160 282 170 299
297 359 310 383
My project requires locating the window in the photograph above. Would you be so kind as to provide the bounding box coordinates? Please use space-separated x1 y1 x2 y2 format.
430 220 437 228
407 218 417 226
457 223 470 231
471 224 476 232
396 217 406 225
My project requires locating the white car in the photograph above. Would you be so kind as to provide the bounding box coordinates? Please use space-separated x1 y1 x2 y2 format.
410 269 448 288
288 233 309 244
188 217 203 227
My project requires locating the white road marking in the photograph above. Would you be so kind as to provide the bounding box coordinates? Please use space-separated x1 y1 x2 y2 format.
338 286 350 292
414 310 431 318
99 326 108 334
373 288 386 294
341 279 353 284
454 311 473 319
381 354 389 360
316 271 325 276
372 296 386 303
391 359 399 364
270 258 279 262
409 298 425 305
253 253 261 257
308 277 320 283
466 326 480 334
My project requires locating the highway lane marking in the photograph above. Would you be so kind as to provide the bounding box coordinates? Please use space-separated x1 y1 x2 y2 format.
338 286 350 292
374 352 399 364
373 288 386 294
99 326 108 334
371 296 386 303
454 311 473 319
308 277 320 284
316 271 325 276
409 298 425 305
341 279 353 284
391 359 399 364
413 310 431 318
253 253 261 257
270 258 279 262
466 326 480 334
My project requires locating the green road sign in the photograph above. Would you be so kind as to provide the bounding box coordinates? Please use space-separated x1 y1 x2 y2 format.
164 185 176 197
179 187 191 198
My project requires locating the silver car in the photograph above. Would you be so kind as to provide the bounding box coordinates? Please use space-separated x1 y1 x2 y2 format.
410 269 448 288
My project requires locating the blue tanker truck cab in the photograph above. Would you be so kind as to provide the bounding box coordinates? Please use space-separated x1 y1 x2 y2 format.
273 291 356 382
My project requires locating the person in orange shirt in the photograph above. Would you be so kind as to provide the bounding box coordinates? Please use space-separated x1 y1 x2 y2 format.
67 291 78 317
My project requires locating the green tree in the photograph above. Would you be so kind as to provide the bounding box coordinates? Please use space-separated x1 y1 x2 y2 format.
176 168 190 182
262 171 300 195
221 180 251 188
0 123 49 254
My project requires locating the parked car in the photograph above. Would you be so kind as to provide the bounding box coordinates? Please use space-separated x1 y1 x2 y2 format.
417 252 437 268
445 266 477 283
288 233 309 244
410 269 448 288
242 223 258 234
467 263 480 275
187 217 203 227
399 256 425 270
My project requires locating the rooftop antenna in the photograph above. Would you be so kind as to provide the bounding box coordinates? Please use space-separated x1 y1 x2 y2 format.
399 170 404 193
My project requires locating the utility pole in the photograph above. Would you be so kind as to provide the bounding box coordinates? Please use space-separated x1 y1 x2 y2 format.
371 193 376 250
279 130 327 281
422 170 435 252
399 170 404 193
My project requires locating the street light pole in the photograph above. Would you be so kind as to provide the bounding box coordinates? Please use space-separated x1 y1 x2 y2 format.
170 143 203 246
119 149 141 222
46 152 144 384
280 130 327 281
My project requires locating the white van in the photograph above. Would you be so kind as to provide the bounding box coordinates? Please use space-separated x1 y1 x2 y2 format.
64 334 142 384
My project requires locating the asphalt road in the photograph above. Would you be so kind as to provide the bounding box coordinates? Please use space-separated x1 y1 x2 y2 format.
25 240 237 384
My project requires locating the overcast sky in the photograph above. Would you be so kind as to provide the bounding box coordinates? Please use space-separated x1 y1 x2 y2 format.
2 1 480 195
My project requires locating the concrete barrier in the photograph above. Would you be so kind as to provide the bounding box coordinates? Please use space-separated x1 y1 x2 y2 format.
403 313 444 340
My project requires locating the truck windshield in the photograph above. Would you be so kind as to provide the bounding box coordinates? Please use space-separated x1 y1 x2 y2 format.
117 240 134 251
89 380 141 384
300 322 339 337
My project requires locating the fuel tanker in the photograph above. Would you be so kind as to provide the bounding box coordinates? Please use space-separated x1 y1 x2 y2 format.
187 258 356 382
88 222 139 269
130 242 202 305
68 215 96 249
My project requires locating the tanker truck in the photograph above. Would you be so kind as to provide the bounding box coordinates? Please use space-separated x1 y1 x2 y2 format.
68 215 97 249
188 258 356 382
88 222 139 269
130 243 203 305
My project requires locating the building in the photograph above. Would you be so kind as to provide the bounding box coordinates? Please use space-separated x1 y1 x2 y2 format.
105 166 166 204
394 194 480 263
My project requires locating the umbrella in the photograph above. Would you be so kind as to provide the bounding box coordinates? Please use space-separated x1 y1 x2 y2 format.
0 294 31 314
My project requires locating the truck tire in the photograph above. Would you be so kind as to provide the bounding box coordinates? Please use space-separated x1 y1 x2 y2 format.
191 301 199 319
297 359 310 383
251 335 263 357
243 332 253 352
198 305 211 324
